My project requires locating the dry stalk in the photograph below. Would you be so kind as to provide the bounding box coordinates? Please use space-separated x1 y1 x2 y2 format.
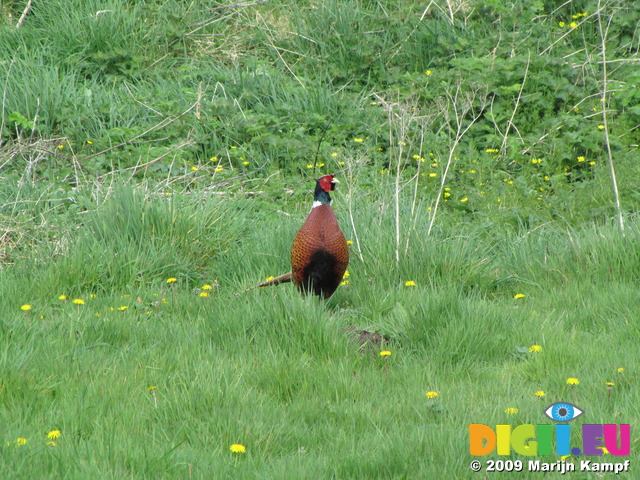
427 85 486 237
596 0 624 233
15 0 33 29
499 51 530 153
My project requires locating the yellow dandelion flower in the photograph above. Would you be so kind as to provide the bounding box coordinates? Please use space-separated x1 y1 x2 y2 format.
405 280 416 287
265 276 275 282
599 447 610 455
340 280 350 286
425 70 432 76
117 306 127 311
529 345 542 353
342 270 350 279
242 161 249 166
59 295 67 300
513 293 526 299
346 240 353 246
230 443 246 454
86 140 93 145
210 156 218 162
379 350 391 357
20 304 32 311
543 175 550 181
215 166 224 173
559 21 565 27
90 293 96 298
230 146 237 149
429 173 437 178
191 166 198 172
148 386 157 391
443 192 451 198
485 148 499 153
306 164 314 169
570 22 577 28
331 152 338 158
566 377 579 385
57 145 64 150
166 278 177 284
47 441 57 447
577 156 585 162
617 367 624 373
199 292 209 297
72 299 85 305
606 382 615 387
426 391 438 399
16 437 27 446
460 197 468 203
202 284 212 290
535 390 545 397
598 125 604 130
376 147 383 152
47 430 61 440
338 161 345 166
354 138 364 143
505 407 518 415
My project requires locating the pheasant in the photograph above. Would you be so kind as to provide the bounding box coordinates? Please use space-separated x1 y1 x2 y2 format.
290 174 349 297
249 174 349 298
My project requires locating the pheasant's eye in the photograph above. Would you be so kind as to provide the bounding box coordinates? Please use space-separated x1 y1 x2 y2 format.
544 402 584 422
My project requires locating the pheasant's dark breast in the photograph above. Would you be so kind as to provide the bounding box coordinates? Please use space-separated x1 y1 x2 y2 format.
291 204 349 298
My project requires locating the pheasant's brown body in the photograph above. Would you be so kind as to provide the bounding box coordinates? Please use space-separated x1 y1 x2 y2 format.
291 199 349 298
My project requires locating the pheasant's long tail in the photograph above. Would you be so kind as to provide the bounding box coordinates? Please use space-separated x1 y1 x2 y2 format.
257 272 293 287
231 272 292 297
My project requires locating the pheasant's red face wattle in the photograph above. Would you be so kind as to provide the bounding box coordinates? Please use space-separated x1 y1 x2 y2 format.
317 175 336 193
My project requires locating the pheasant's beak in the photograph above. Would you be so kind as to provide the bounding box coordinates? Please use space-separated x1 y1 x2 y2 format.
331 177 339 184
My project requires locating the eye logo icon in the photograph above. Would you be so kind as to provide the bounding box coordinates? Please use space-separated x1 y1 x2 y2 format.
544 402 584 422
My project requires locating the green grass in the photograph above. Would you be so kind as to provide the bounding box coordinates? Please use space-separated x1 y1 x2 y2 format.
1 185 638 478
1 0 639 478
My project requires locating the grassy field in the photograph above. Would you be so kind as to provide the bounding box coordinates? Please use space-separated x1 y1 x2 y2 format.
1 0 639 478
